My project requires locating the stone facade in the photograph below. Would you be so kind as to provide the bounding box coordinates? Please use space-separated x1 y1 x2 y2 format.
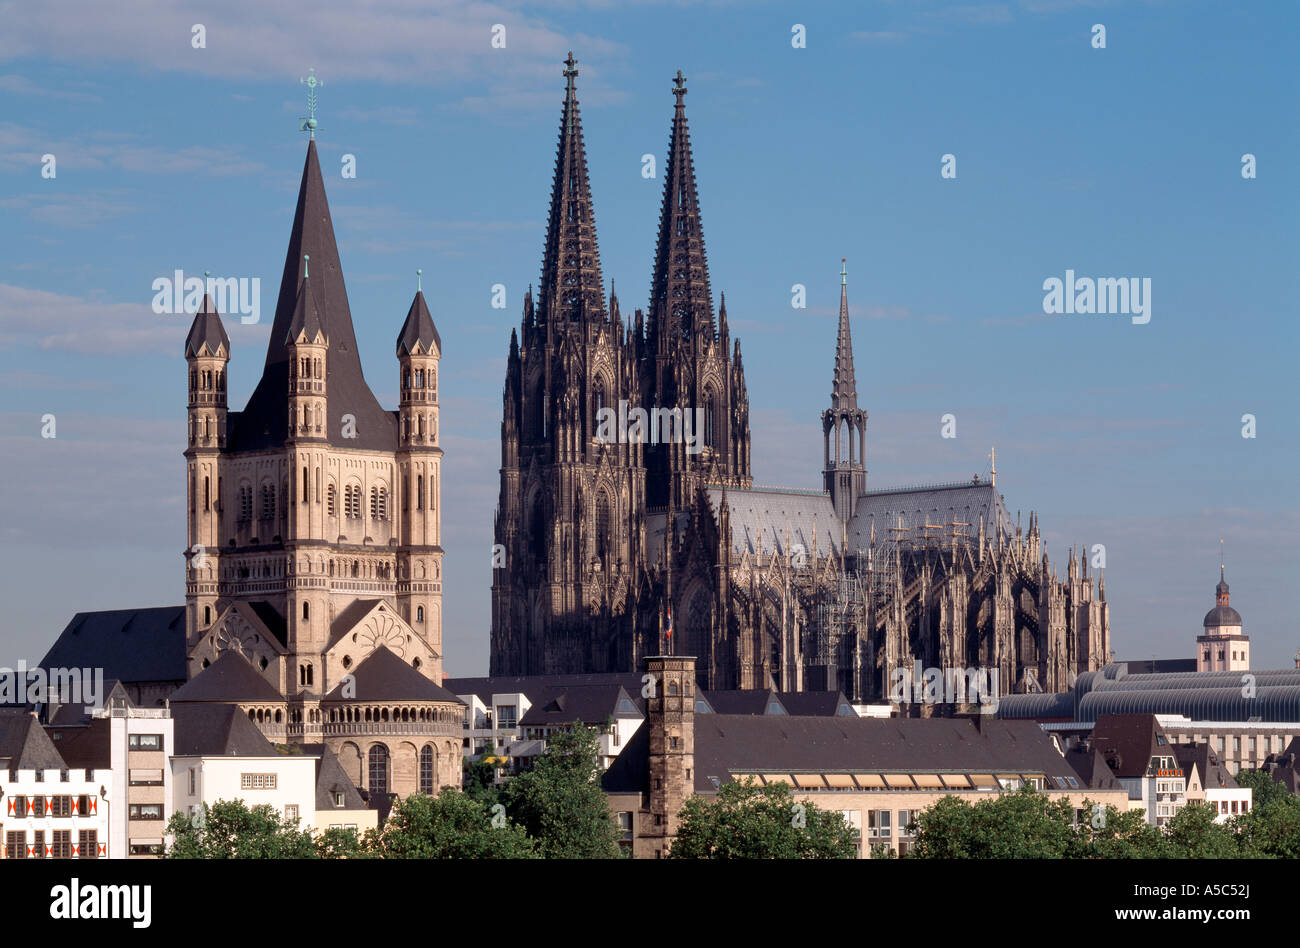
491 58 1111 703
179 134 462 797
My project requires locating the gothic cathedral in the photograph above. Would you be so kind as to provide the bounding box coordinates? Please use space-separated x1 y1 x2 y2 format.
491 56 1112 704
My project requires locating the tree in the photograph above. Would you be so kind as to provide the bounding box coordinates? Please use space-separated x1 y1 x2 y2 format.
165 799 317 859
315 826 377 859
1074 802 1168 859
463 753 502 809
1232 771 1300 858
669 778 858 859
370 789 537 859
909 785 1081 858
1163 802 1241 858
501 723 622 858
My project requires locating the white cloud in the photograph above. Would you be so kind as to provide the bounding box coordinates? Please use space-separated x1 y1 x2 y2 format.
0 283 269 355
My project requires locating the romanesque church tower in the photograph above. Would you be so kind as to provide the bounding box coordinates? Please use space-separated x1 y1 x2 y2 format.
181 115 462 796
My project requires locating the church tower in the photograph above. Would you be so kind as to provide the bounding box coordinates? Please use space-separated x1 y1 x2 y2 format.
396 275 444 679
1198 567 1249 672
822 261 867 525
641 70 751 508
491 53 646 676
184 291 229 640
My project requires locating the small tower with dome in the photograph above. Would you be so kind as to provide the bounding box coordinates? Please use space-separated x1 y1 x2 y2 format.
1197 565 1249 672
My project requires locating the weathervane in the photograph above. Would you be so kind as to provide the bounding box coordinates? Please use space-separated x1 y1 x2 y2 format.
841 257 847 286
416 268 423 292
673 69 687 104
988 446 997 487
300 67 322 139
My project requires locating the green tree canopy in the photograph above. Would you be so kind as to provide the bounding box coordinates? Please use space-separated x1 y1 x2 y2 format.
165 799 318 859
669 778 858 859
369 789 537 859
501 723 622 858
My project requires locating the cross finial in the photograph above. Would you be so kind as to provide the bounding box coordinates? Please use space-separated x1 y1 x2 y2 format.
673 69 687 104
988 446 997 486
841 257 847 286
303 254 310 279
300 67 322 139
416 268 423 292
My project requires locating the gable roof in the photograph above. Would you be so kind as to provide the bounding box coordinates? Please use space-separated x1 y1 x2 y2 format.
774 691 855 717
227 139 397 453
1089 714 1168 778
703 689 785 715
517 685 640 727
171 703 276 757
44 717 111 769
1064 746 1122 791
323 646 462 703
169 652 283 704
605 715 1082 795
300 744 369 812
447 672 648 710
1173 742 1236 790
40 606 187 685
704 480 1014 559
0 710 68 771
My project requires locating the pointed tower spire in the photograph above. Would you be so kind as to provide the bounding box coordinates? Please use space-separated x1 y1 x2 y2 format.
538 52 606 328
831 258 858 411
823 259 867 523
649 69 714 344
230 124 395 452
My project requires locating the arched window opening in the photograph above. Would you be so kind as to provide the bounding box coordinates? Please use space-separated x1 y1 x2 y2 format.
368 745 389 796
419 745 435 795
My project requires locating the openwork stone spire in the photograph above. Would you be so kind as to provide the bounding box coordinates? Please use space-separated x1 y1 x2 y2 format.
538 52 606 326
831 258 858 410
649 69 714 344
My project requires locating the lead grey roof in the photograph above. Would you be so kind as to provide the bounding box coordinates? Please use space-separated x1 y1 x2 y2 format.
171 703 276 757
0 710 68 771
227 139 397 453
169 652 284 704
1203 605 1243 627
705 480 1014 557
323 646 463 703
184 294 230 358
517 685 641 727
307 744 368 811
604 715 1082 795
40 606 187 685
395 290 441 355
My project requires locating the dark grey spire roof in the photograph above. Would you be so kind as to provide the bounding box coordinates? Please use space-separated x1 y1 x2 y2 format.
830 269 857 410
227 139 397 452
648 69 713 342
285 275 326 345
169 652 284 704
184 294 230 358
323 645 463 703
395 290 440 355
537 53 606 326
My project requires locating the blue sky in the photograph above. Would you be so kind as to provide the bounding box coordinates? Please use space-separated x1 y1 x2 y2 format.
0 0 1296 676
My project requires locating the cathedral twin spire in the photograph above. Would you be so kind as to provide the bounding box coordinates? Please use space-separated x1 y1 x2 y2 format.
648 69 715 347
537 52 607 328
